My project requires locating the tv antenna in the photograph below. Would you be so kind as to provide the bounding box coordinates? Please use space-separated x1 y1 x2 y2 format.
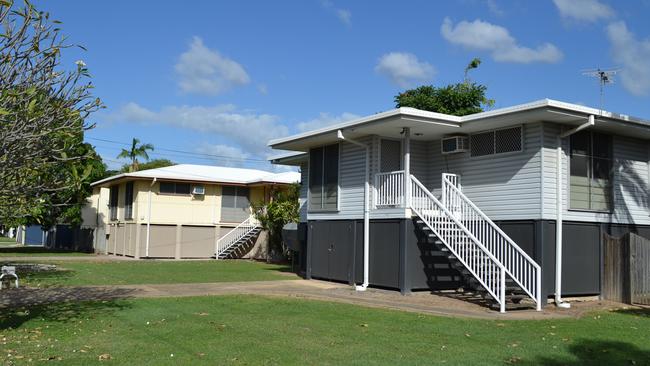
582 68 619 116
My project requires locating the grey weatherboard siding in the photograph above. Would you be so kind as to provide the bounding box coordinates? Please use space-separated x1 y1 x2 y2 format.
541 122 650 225
300 121 650 225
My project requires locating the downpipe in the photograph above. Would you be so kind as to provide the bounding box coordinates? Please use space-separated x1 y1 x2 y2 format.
337 130 370 291
145 177 157 258
555 115 595 309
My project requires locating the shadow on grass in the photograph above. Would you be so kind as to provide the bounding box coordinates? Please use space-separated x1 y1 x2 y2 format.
0 296 133 330
611 307 650 318
522 339 650 365
0 246 90 255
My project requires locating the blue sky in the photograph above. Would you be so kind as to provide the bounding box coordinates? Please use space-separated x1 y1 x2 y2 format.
40 0 650 170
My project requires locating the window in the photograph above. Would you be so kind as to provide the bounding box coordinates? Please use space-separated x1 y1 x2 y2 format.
309 144 339 211
220 186 251 222
124 182 134 220
109 185 119 221
470 126 523 157
159 182 191 195
569 131 612 211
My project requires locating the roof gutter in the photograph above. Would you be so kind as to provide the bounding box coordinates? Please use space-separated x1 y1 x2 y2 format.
337 130 370 291
555 114 595 309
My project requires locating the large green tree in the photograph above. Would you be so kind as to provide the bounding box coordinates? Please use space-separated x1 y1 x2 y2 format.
394 58 494 116
117 138 154 172
253 183 300 259
0 1 103 227
120 158 174 173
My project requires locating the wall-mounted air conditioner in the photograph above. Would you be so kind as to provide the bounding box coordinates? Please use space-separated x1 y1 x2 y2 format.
441 135 469 154
192 185 205 195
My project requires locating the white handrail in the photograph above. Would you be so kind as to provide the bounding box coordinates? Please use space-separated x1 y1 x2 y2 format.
442 175 542 310
374 170 405 207
215 216 260 258
410 175 507 313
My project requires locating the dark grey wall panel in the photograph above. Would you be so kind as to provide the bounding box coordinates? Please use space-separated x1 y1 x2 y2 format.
368 220 400 288
307 220 355 283
494 221 536 258
542 221 601 297
309 221 330 279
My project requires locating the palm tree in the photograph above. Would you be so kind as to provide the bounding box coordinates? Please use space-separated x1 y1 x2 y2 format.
117 138 154 172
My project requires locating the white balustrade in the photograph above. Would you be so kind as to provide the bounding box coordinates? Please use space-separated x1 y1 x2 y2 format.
441 174 542 311
410 175 507 312
374 170 405 208
215 216 260 258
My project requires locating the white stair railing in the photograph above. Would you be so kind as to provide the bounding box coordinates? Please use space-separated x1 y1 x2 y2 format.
410 175 507 313
442 174 542 311
374 170 405 207
215 216 260 259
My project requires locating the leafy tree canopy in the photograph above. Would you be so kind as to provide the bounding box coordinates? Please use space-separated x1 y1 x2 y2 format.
0 0 104 227
120 158 174 173
394 58 494 116
253 183 299 259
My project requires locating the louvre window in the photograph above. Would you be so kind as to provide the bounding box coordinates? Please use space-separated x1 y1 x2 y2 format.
109 185 119 221
221 186 251 222
124 182 134 220
309 144 339 211
569 131 612 211
470 126 523 157
159 182 191 195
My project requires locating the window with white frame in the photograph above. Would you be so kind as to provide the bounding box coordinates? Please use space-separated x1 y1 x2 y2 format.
569 130 612 211
309 144 339 211
470 126 523 157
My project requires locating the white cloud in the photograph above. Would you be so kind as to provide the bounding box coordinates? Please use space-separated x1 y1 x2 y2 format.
321 0 352 25
486 0 504 16
606 21 650 96
297 112 361 132
257 83 268 95
113 102 287 156
440 17 563 63
337 9 352 25
175 36 250 95
553 0 614 22
195 144 251 167
375 52 436 87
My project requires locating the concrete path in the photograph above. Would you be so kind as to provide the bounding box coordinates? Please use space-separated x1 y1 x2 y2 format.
0 279 626 320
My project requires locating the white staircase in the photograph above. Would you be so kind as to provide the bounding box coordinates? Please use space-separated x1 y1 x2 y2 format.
408 174 541 312
215 217 262 259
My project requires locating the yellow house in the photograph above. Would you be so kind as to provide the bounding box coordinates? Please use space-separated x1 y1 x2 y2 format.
83 164 299 259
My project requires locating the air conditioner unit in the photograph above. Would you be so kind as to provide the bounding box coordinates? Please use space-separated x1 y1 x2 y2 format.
441 135 469 154
192 185 205 195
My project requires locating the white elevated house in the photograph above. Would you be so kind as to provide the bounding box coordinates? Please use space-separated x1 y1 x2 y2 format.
270 99 650 312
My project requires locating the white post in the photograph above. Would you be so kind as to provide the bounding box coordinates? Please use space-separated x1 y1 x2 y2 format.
555 138 570 308
403 127 411 208
145 178 157 258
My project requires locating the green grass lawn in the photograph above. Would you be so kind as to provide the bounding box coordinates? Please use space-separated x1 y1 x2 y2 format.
0 236 18 246
14 260 294 287
0 295 648 365
0 246 92 256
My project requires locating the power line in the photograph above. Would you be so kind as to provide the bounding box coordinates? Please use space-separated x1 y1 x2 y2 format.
86 137 271 163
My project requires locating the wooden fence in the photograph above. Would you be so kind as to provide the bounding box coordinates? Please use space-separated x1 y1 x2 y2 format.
603 233 650 305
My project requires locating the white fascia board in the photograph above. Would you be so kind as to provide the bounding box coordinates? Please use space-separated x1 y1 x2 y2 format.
268 108 462 148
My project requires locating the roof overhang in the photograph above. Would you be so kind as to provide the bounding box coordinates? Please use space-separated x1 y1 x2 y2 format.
268 99 650 153
268 151 308 166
